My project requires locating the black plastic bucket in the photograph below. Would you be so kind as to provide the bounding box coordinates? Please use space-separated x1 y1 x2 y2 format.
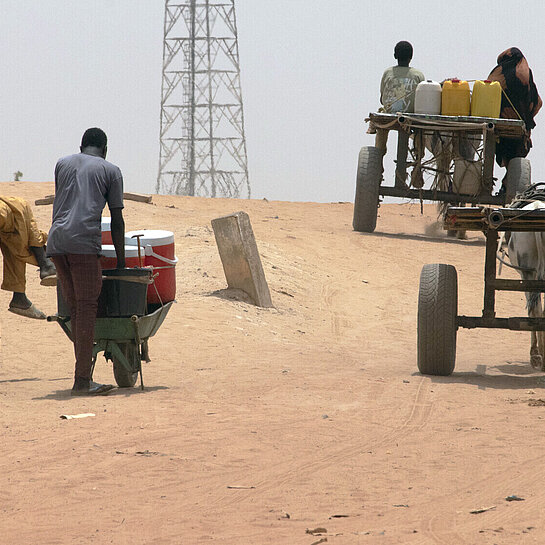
57 268 152 318
100 268 151 317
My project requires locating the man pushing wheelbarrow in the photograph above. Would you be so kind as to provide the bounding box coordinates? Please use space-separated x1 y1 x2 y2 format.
47 128 126 396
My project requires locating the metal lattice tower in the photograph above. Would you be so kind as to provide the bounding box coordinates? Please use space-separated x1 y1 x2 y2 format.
156 0 250 198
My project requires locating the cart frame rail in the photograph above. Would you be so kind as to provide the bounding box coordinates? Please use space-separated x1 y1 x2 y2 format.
446 206 545 331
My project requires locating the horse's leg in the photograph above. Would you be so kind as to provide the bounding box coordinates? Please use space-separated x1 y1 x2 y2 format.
537 294 545 371
526 290 542 369
511 229 545 370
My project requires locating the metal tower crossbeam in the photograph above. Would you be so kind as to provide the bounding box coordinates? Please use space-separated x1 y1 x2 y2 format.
157 0 250 198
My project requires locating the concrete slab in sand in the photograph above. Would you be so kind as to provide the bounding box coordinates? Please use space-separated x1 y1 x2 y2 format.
211 211 273 308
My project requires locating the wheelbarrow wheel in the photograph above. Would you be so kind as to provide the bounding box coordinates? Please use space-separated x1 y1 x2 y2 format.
353 146 383 233
417 263 457 376
504 157 531 204
113 342 140 388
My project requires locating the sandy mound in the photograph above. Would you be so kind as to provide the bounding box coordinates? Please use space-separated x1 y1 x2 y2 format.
0 182 542 544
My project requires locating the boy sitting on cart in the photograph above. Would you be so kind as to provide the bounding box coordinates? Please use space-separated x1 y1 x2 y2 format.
370 40 424 156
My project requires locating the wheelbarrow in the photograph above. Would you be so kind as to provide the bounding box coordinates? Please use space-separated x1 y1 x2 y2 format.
48 268 174 390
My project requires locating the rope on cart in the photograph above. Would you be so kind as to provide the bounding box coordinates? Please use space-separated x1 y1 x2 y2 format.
509 182 545 209
496 234 535 273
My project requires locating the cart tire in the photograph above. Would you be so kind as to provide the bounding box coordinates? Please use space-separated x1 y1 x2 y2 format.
417 263 457 376
353 146 383 233
113 342 140 388
504 157 531 204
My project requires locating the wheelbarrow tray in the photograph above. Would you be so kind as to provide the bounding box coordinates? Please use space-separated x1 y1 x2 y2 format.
48 301 174 389
51 300 174 342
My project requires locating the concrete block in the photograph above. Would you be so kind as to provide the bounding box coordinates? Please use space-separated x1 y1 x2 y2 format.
211 211 273 308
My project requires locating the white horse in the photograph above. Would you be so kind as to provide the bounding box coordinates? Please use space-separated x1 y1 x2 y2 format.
507 201 545 370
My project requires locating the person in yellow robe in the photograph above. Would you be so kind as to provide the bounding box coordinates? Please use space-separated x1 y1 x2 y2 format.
0 196 56 319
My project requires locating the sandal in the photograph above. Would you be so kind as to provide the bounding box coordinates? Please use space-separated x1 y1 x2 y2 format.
8 303 47 320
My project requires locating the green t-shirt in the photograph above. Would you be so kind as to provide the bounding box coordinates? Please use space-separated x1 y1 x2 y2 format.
380 66 425 113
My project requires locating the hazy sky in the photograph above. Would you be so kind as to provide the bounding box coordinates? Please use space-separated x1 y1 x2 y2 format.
0 1 544 202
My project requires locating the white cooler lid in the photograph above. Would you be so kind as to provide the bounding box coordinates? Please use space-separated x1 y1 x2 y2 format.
101 217 112 231
125 229 174 246
100 244 142 258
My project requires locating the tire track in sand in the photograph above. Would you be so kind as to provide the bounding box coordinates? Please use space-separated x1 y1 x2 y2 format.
413 447 545 543
204 376 433 511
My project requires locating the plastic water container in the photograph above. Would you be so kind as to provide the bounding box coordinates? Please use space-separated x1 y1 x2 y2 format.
414 80 442 115
471 80 501 118
125 230 177 304
101 216 112 244
100 244 144 270
441 79 470 116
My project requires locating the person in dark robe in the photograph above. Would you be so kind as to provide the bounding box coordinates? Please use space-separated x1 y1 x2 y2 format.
488 47 542 167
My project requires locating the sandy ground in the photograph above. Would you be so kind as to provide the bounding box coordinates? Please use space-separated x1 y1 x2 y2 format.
1 182 545 544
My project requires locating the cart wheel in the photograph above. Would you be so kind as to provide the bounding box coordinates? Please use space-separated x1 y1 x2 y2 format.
353 146 383 233
504 157 531 204
417 263 457 376
113 342 140 388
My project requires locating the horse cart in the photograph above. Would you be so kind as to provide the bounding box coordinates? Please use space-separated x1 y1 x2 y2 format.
417 205 545 376
353 112 530 232
48 269 174 390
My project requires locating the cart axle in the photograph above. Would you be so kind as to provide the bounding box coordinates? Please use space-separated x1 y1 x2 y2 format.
458 315 545 331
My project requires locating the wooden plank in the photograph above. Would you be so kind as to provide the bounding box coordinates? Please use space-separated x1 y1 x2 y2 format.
367 112 526 138
445 206 545 232
123 192 153 204
34 195 55 206
458 315 545 331
35 192 153 206
379 186 504 205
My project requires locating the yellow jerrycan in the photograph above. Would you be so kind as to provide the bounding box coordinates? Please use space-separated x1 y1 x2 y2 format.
470 80 501 118
441 79 470 116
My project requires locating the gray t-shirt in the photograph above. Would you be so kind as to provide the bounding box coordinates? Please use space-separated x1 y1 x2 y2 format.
47 152 124 256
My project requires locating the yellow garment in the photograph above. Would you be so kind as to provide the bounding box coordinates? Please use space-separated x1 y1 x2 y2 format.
0 197 47 292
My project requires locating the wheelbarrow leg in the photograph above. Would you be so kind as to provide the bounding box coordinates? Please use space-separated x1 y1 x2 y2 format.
90 355 97 381
131 316 146 391
138 348 145 391
90 342 104 380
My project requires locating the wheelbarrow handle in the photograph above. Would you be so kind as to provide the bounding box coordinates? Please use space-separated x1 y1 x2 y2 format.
131 233 145 267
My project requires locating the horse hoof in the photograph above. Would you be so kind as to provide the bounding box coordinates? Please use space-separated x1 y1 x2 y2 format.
531 354 543 369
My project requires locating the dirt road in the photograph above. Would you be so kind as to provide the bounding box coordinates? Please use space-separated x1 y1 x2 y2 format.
0 182 543 544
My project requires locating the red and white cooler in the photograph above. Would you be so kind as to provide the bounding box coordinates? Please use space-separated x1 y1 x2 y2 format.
100 244 144 270
101 217 112 244
125 230 177 304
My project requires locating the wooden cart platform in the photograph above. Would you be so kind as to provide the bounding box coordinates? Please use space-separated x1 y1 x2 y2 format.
353 112 530 232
